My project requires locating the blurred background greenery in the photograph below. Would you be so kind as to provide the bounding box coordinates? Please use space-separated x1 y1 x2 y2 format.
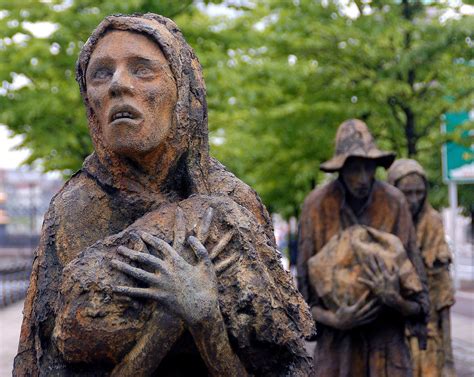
0 0 473 221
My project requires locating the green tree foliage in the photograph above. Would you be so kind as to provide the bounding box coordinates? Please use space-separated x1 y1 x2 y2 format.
205 0 474 216
0 0 473 219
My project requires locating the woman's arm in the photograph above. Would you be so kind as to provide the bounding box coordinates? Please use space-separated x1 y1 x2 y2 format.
190 305 248 376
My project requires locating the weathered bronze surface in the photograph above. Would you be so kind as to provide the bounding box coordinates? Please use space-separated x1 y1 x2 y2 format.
388 159 456 377
297 120 429 377
13 14 314 376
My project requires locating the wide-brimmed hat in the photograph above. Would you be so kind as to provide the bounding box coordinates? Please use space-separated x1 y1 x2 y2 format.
387 158 426 186
320 119 395 172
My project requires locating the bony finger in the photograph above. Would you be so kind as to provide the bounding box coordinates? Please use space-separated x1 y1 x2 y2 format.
118 245 140 260
357 313 378 327
215 254 240 274
374 255 385 274
117 246 164 271
113 286 167 301
377 256 387 270
368 255 379 274
362 263 377 280
139 231 180 261
357 277 375 288
332 295 341 308
188 236 209 262
360 306 380 322
129 231 148 253
196 207 214 244
358 299 378 315
173 206 186 253
352 290 370 310
110 259 159 285
343 290 351 306
209 230 234 260
355 303 379 321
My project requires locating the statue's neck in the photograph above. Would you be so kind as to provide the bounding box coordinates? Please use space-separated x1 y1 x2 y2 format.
346 192 369 215
339 178 373 216
124 143 178 187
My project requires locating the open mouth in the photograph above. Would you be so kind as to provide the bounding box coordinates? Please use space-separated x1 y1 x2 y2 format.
109 105 142 124
112 111 135 121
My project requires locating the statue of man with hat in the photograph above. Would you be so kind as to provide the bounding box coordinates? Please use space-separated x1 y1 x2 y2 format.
388 158 456 377
297 119 429 376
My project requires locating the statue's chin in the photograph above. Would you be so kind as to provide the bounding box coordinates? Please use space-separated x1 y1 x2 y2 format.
108 140 162 160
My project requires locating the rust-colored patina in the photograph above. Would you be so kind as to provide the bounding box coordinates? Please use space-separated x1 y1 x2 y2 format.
297 120 429 377
13 14 314 376
388 159 456 377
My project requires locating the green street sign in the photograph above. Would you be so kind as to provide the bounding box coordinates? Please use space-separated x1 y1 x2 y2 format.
441 111 474 183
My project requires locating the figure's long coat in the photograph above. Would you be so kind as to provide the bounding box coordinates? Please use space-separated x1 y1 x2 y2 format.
13 14 314 377
409 203 455 377
297 178 429 377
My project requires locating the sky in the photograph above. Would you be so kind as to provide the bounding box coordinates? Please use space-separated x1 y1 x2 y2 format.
0 124 30 169
0 20 58 170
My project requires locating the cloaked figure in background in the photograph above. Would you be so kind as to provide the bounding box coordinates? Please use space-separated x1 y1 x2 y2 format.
388 158 456 377
13 13 314 377
297 119 429 377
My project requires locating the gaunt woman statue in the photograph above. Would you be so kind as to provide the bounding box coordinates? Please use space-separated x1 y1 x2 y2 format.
13 14 313 376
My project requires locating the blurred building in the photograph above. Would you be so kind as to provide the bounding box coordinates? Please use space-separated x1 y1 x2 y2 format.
0 168 62 246
0 168 63 307
0 190 7 238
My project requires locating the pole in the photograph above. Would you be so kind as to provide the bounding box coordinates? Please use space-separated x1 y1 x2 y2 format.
448 181 460 290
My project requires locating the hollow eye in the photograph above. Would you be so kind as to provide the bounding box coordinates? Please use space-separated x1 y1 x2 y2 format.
134 65 153 77
92 68 112 80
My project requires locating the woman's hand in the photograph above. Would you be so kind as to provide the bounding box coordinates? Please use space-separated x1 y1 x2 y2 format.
110 206 248 376
110 207 237 328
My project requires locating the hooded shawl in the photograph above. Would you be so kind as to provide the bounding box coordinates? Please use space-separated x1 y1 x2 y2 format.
14 14 313 376
388 159 455 376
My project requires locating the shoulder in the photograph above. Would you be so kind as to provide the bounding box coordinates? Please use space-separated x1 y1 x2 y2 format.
51 170 108 220
207 158 275 243
373 181 408 210
48 170 112 264
302 180 340 213
374 180 405 201
422 204 444 228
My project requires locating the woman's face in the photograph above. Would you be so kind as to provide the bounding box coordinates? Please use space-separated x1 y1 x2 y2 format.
86 30 177 158
396 173 426 216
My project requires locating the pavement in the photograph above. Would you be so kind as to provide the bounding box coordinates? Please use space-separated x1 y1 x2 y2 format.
0 300 23 376
0 293 473 376
451 290 474 377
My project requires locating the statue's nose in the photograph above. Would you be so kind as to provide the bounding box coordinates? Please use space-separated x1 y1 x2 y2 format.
109 69 134 97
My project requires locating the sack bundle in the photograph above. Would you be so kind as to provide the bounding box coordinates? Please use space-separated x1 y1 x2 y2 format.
308 225 422 311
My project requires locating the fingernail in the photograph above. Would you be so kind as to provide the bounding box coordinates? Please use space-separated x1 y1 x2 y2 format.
110 259 121 268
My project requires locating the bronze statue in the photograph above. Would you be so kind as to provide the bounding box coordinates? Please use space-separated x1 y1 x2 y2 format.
13 14 314 376
297 119 429 377
388 158 456 377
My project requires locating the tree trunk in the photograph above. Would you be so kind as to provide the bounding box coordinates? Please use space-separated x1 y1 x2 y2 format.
404 107 417 157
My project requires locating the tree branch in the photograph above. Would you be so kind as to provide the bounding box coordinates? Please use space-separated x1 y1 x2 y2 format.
387 97 405 127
